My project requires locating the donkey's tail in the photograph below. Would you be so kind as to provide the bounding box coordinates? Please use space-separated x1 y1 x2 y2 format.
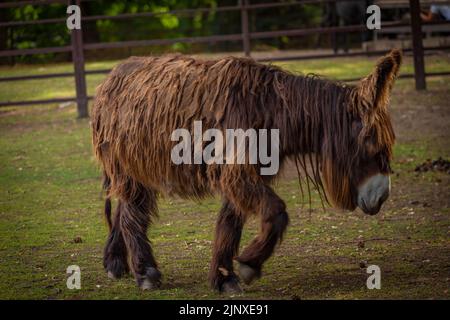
102 172 113 231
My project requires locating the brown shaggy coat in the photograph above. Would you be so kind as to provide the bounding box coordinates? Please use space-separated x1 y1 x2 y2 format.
91 51 400 291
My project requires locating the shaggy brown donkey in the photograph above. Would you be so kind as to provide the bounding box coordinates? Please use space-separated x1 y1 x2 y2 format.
92 49 401 292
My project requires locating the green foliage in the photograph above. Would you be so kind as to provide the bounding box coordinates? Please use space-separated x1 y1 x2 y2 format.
1 0 326 63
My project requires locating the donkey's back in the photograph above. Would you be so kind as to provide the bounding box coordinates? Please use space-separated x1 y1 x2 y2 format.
92 54 282 199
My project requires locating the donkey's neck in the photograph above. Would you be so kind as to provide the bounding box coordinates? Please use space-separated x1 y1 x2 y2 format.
273 73 354 157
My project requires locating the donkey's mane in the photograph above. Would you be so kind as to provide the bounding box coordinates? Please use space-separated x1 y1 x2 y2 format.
92 53 397 209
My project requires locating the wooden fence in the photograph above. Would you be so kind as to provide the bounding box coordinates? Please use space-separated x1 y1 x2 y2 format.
0 0 450 117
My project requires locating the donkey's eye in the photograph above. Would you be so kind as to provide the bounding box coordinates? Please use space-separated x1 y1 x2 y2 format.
364 138 378 156
352 119 363 135
375 152 392 173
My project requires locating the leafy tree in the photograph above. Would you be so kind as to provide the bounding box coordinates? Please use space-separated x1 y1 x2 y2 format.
0 0 323 64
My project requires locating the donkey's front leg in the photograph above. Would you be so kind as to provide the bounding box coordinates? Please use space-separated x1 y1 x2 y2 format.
209 199 245 293
234 185 289 285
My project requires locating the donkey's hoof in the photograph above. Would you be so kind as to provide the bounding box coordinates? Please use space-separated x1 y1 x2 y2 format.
238 262 261 285
141 279 158 290
138 267 162 290
105 257 128 279
221 279 243 294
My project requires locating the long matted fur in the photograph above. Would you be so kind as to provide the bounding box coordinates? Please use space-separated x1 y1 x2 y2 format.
92 51 400 290
92 52 399 211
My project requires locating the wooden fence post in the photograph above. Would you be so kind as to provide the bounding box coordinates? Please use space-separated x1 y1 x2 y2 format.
70 0 88 118
409 0 426 90
239 0 251 57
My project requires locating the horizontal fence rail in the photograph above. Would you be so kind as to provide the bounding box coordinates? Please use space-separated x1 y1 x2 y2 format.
0 0 449 114
3 0 450 27
0 0 94 9
2 20 450 57
3 46 450 82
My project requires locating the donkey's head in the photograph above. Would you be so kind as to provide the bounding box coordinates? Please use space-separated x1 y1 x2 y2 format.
322 49 401 215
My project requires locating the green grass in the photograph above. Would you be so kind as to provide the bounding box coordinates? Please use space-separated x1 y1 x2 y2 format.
0 54 449 299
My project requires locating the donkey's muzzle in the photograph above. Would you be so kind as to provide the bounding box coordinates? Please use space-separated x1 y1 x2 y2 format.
357 174 390 215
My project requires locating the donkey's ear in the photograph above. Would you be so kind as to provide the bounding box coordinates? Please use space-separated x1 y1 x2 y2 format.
358 49 402 111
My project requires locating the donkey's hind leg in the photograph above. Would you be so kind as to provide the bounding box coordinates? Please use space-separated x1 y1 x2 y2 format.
209 199 245 293
228 184 289 285
104 201 129 279
119 185 161 290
